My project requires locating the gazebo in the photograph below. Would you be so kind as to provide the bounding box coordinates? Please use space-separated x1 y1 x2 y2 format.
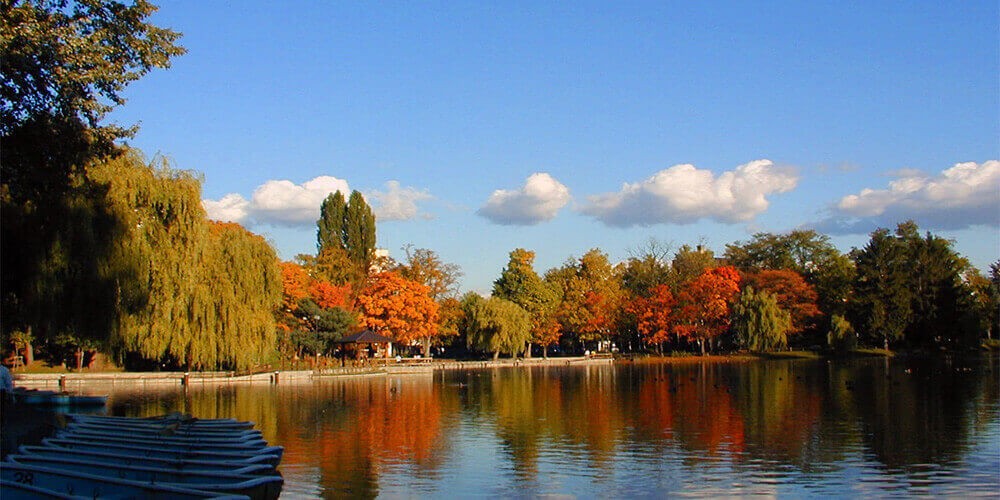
334 330 394 359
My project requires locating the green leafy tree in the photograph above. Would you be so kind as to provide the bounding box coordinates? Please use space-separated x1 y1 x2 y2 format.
1 0 185 140
827 314 856 352
894 221 977 347
731 287 791 352
462 295 531 360
849 228 912 350
671 244 716 287
294 298 356 356
621 238 674 296
493 248 558 356
725 230 854 317
1 0 185 348
545 249 624 351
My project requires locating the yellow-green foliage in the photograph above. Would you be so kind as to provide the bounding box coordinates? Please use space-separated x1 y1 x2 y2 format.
90 150 280 370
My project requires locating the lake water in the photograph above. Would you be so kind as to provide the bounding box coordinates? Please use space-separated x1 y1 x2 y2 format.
28 356 1000 497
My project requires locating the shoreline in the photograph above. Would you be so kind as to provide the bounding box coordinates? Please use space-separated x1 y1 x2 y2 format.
10 356 616 390
14 348 979 391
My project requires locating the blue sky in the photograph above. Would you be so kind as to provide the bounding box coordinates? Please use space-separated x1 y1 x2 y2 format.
110 1 999 293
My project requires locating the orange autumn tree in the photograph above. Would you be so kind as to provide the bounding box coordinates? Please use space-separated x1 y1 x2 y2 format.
744 269 821 337
355 271 439 355
277 261 358 358
673 266 741 355
310 280 353 311
628 284 676 353
278 262 313 336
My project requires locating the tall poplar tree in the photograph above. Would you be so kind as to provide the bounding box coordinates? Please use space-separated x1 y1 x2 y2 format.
317 191 347 252
314 190 376 277
345 190 376 271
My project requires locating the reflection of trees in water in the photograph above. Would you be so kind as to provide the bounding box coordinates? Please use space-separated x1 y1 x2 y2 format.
111 377 459 498
104 354 1000 493
846 355 1000 472
471 365 626 479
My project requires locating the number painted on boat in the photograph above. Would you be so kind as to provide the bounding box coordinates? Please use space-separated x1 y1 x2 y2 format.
13 471 33 485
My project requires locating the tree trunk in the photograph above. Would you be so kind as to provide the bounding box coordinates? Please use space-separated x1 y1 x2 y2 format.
525 342 532 359
422 337 431 357
493 350 500 361
23 326 34 366
543 345 549 359
699 338 705 356
883 335 889 351
75 349 84 371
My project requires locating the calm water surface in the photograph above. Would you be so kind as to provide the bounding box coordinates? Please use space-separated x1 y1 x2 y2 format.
101 356 999 498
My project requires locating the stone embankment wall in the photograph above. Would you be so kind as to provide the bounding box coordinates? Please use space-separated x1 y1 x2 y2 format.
13 356 614 390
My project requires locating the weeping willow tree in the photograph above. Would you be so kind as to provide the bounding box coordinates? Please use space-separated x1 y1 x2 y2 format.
195 222 282 370
731 287 791 352
91 150 280 370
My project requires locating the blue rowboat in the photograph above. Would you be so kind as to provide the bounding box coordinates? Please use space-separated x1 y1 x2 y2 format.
7 455 282 500
17 446 275 475
0 462 248 499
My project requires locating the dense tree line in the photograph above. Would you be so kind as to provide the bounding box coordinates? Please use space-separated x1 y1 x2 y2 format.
457 224 997 358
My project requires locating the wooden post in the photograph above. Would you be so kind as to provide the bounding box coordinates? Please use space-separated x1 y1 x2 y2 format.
58 374 66 391
273 371 280 384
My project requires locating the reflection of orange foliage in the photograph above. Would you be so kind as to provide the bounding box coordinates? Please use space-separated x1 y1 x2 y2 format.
276 377 455 496
666 365 745 455
629 285 676 345
637 372 674 435
355 271 439 344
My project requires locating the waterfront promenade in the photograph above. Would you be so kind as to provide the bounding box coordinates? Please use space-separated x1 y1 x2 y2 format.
12 356 613 390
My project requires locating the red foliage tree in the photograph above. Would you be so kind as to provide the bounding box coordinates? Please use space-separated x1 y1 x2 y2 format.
627 284 676 350
673 266 741 354
744 269 821 336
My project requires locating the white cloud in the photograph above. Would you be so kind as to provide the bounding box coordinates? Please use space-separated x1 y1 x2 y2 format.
581 160 798 227
818 160 1000 233
367 181 433 221
477 173 571 225
203 176 436 226
203 175 350 227
203 193 250 223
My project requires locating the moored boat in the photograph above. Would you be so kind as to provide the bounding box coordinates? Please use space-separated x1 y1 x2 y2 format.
0 462 249 499
64 421 263 439
7 455 282 500
67 413 253 429
56 428 267 447
2 413 284 499
41 437 284 466
17 446 275 475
